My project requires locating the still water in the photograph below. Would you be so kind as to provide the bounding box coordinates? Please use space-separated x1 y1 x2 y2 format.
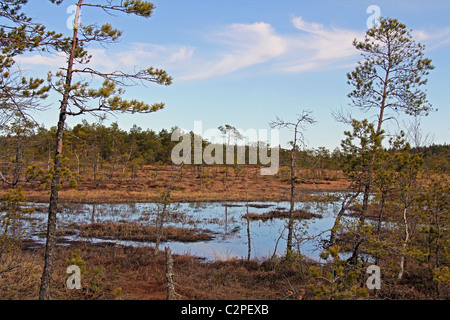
25 195 344 262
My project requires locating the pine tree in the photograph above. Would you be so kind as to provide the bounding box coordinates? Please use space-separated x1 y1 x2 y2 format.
347 17 434 133
0 0 65 126
38 0 172 300
335 18 435 263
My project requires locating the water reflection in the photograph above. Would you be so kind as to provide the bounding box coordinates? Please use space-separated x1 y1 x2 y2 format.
22 195 343 262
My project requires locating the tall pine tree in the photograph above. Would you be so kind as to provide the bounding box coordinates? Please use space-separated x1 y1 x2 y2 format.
38 0 172 300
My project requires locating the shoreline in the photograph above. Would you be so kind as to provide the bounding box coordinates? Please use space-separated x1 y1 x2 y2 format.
20 187 349 204
1 164 351 204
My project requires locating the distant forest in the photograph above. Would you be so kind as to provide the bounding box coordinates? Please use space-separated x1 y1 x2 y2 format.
0 119 448 187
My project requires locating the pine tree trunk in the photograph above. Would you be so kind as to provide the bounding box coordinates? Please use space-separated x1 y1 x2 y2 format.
39 100 68 299
39 0 81 300
349 167 373 264
38 180 59 299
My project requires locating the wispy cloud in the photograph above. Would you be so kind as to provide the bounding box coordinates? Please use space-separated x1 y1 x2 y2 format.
14 43 194 75
412 27 450 50
179 17 363 80
15 51 67 68
111 43 195 70
275 16 362 73
178 22 287 81
14 17 450 81
13 17 359 80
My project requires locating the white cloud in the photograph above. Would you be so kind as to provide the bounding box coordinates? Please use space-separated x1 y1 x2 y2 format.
180 17 363 80
167 46 195 64
8 18 372 81
291 16 328 35
15 51 66 68
14 17 450 82
88 43 195 72
412 28 450 50
178 22 287 81
276 16 362 73
14 43 194 75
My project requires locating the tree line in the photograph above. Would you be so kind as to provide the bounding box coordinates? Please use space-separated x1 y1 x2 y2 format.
0 119 447 188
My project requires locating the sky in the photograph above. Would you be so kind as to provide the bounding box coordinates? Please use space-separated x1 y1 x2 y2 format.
15 0 450 150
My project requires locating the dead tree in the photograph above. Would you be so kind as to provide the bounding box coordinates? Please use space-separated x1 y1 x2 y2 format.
154 162 185 256
270 110 315 253
165 247 176 300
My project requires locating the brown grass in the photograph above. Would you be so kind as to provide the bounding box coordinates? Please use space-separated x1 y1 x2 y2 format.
76 222 214 242
244 209 323 221
0 242 315 300
7 164 350 204
1 240 444 300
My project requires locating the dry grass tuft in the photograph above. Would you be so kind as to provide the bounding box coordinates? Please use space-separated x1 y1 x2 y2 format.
77 222 214 242
244 209 322 221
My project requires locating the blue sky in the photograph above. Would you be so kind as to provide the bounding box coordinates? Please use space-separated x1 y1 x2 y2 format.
18 0 450 150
